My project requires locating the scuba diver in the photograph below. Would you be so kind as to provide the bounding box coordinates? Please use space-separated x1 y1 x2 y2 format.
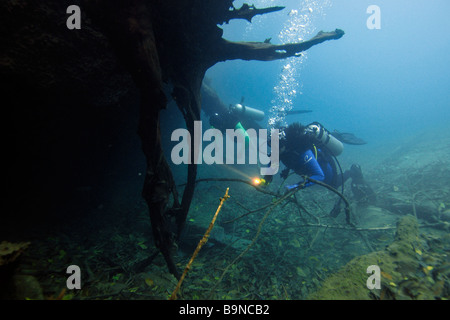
201 80 311 136
201 80 266 136
209 102 313 134
262 122 376 217
209 102 265 134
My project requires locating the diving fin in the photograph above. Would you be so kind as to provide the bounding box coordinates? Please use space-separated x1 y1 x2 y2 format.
279 109 312 116
329 199 342 218
286 109 312 115
332 130 367 145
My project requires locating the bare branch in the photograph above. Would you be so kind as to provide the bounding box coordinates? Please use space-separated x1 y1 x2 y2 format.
216 29 345 62
222 4 285 24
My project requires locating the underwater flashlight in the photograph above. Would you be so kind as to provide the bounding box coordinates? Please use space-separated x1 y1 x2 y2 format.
252 177 266 186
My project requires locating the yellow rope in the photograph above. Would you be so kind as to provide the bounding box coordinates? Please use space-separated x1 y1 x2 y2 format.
169 187 230 300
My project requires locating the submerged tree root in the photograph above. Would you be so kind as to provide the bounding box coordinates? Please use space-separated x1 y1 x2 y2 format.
192 176 352 224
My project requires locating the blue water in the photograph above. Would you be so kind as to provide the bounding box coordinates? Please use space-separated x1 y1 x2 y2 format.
206 0 450 150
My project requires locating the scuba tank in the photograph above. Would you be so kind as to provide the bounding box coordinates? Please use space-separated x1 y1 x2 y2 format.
305 122 344 156
230 104 265 122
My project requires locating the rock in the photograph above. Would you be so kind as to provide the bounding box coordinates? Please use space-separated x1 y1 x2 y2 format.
307 215 426 300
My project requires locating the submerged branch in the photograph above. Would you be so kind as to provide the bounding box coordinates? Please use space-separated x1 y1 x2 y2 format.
208 185 303 298
217 29 345 62
223 4 285 24
183 177 278 196
303 176 353 226
170 188 230 300
188 175 353 224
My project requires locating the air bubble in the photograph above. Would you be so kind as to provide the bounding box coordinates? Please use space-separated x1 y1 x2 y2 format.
268 0 331 131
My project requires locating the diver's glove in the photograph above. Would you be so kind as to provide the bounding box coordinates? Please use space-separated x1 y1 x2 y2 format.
285 181 304 190
283 182 304 196
259 174 273 187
